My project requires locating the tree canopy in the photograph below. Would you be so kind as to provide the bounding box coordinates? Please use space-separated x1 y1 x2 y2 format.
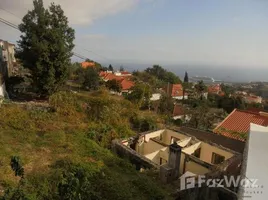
184 71 189 83
145 65 181 84
127 83 152 108
108 64 114 71
76 67 100 90
17 0 75 96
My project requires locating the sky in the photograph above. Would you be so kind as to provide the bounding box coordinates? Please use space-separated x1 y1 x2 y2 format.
1 0 268 73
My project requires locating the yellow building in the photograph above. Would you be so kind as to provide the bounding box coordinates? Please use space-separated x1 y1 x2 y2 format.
122 129 240 177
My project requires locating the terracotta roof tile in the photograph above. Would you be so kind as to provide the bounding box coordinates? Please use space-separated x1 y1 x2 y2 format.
213 109 268 141
120 79 134 90
208 84 221 94
81 62 95 68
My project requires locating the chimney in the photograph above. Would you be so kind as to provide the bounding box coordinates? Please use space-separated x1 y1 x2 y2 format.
168 142 182 180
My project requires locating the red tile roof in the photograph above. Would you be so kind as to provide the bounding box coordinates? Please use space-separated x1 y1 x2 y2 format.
81 62 95 68
208 84 221 94
100 71 134 91
165 84 183 97
103 73 123 81
213 109 268 141
120 79 134 90
120 71 132 75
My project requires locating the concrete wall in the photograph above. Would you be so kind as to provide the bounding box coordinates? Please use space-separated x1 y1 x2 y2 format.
162 129 188 145
159 147 169 161
143 139 165 155
199 143 234 164
112 140 159 169
144 151 160 164
185 161 211 175
144 130 164 142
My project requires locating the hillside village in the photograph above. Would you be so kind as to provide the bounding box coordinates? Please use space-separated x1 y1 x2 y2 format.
1 35 268 199
0 1 268 200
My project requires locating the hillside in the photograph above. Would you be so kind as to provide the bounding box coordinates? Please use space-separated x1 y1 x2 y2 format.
0 90 172 200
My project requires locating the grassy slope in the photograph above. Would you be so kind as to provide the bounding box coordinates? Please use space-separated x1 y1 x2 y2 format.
0 91 172 199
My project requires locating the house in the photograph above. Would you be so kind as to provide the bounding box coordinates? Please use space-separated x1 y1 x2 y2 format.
173 104 191 121
120 79 135 94
114 71 132 77
165 84 188 100
99 70 134 94
243 95 262 104
81 61 95 68
208 84 224 96
114 127 243 199
238 124 268 200
213 109 268 141
150 93 161 101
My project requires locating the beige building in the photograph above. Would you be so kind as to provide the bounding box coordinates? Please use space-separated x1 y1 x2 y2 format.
123 129 237 177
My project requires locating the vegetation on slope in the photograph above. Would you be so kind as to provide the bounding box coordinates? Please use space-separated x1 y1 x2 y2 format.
0 90 171 200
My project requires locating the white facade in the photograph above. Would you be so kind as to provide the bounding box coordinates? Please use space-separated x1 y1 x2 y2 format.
238 124 268 200
150 93 161 101
173 95 188 100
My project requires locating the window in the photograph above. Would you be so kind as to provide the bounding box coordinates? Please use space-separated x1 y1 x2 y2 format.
193 148 201 158
211 152 225 164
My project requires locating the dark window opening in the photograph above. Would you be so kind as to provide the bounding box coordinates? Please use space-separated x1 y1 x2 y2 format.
211 152 225 164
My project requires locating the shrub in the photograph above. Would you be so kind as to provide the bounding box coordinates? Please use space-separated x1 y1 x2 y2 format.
49 91 80 115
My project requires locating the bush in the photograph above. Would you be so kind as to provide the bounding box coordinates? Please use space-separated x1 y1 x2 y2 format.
49 91 80 115
130 113 158 132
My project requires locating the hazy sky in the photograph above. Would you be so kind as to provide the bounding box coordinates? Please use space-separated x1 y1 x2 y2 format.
0 0 268 69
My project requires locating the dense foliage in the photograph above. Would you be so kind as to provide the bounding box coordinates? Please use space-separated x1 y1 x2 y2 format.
145 65 181 84
76 67 100 90
0 91 169 199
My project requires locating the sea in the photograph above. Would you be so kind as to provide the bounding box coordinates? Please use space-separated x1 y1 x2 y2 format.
119 63 268 83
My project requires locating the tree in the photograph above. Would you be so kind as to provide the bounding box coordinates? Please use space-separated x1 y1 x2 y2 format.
127 83 152 108
184 71 189 83
77 67 100 90
106 79 122 93
16 0 75 96
108 64 114 72
145 65 181 84
195 81 207 100
119 66 124 72
158 93 174 115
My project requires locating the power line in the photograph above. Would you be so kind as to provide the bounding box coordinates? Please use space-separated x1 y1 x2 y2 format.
0 7 113 63
0 16 89 61
0 17 19 30
0 7 22 20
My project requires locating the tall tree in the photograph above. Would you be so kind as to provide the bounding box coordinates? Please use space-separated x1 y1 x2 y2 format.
17 0 75 96
108 64 114 71
184 71 189 83
183 71 189 100
119 66 124 72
